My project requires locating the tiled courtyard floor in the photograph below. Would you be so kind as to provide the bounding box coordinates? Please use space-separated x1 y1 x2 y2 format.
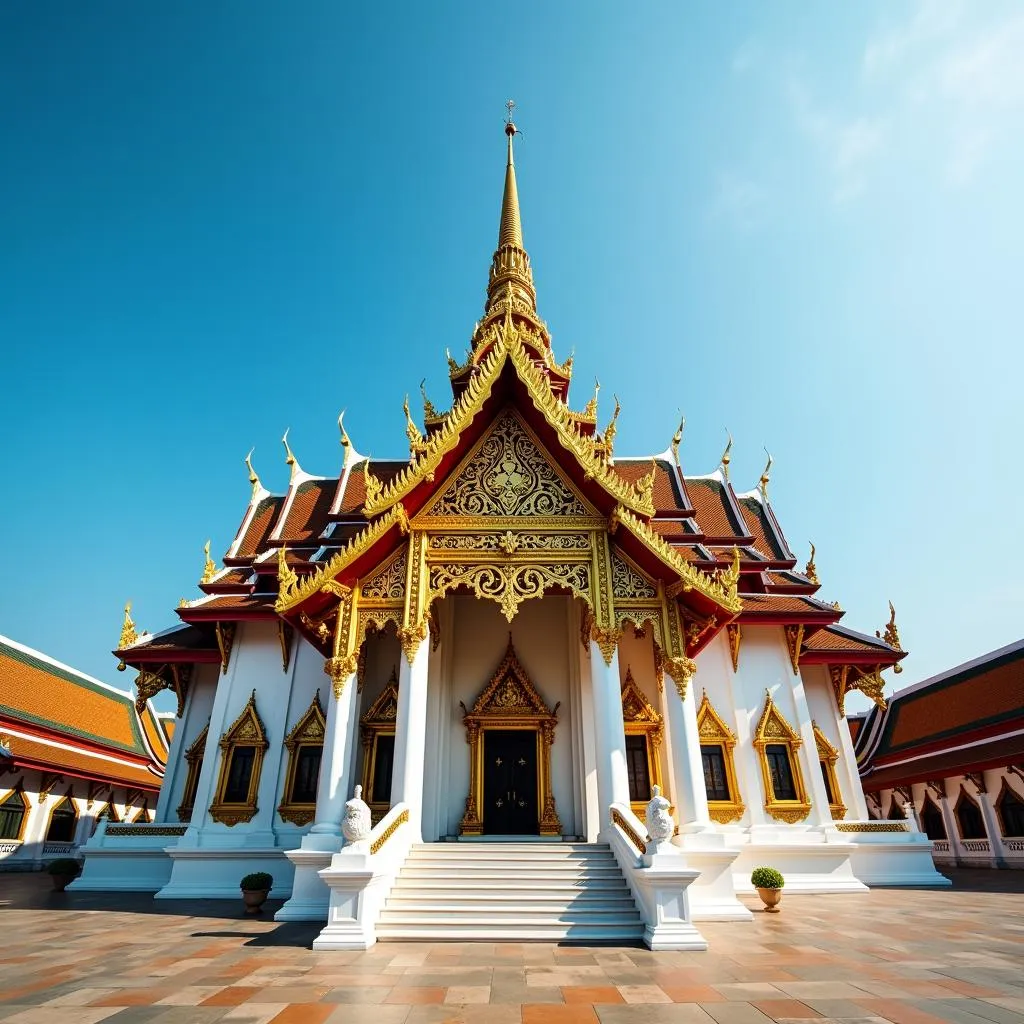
1 870 1023 1024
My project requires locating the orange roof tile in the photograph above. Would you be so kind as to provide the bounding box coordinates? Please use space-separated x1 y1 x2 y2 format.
803 625 894 654
234 496 284 559
0 639 146 754
3 732 160 789
278 479 337 544
612 460 685 512
740 594 834 615
737 498 787 560
685 478 743 538
338 463 407 514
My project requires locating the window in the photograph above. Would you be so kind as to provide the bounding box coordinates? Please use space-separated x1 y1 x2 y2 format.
176 724 208 822
279 691 326 826
766 745 797 800
209 690 268 826
625 735 651 803
813 723 846 820
753 691 811 823
0 788 28 841
46 796 77 843
955 791 986 840
371 734 395 805
701 746 730 801
696 692 744 822
360 670 401 825
620 667 664 815
921 797 946 840
998 783 1024 837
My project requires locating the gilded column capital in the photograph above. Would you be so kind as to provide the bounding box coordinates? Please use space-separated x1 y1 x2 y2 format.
664 655 697 701
324 654 358 699
590 624 622 666
398 620 428 665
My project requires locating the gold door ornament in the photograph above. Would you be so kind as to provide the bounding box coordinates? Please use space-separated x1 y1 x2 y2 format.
458 637 561 837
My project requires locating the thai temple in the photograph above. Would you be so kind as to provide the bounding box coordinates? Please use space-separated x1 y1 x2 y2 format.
74 115 947 948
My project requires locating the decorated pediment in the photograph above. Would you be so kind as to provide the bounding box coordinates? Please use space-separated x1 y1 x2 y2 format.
361 668 400 725
697 691 737 746
422 410 597 521
620 668 661 724
464 637 554 719
753 690 802 748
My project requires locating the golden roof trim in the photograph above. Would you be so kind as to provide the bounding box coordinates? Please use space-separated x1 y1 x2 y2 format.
360 321 656 519
275 502 410 612
612 505 742 614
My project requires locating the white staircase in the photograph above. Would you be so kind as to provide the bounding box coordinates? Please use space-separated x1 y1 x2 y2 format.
376 842 644 942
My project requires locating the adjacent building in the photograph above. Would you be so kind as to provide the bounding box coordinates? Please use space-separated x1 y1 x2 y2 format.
854 639 1024 870
0 634 170 870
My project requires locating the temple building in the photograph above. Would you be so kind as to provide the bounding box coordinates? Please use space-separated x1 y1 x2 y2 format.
0 633 170 871
74 118 946 947
854 639 1024 871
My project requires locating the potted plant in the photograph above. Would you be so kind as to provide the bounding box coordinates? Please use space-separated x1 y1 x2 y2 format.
47 858 81 892
240 871 273 914
750 866 784 912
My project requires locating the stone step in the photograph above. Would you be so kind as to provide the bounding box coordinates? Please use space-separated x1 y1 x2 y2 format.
379 909 642 925
385 898 640 913
394 882 631 898
375 922 645 942
398 867 626 881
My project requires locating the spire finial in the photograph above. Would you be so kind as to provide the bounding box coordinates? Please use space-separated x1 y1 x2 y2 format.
499 103 523 250
759 449 773 499
584 378 600 420
338 410 351 450
403 394 425 456
202 540 217 584
804 542 819 585
671 414 685 466
720 430 733 482
282 429 301 482
244 448 262 500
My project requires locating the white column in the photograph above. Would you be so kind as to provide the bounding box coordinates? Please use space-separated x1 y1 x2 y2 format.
664 674 711 832
791 677 834 828
835 712 869 820
590 641 630 821
392 626 430 840
975 774 1006 868
310 670 360 838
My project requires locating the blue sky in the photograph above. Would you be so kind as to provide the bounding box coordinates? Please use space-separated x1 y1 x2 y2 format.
2 2 1022 714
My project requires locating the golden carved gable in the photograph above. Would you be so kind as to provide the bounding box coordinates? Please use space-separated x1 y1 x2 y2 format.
362 670 400 724
467 638 553 718
753 691 802 748
620 668 661 724
423 410 595 520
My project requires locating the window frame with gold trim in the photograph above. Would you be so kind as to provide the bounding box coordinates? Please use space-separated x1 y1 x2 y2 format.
995 777 1024 838
209 690 269 827
360 669 400 826
696 691 745 824
176 723 208 822
45 789 79 843
0 783 30 842
812 721 846 820
278 691 326 827
753 690 811 823
620 667 665 817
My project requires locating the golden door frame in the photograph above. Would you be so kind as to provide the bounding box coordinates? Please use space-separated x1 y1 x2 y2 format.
458 638 562 837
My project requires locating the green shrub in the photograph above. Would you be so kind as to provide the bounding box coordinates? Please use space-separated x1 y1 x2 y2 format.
240 871 273 892
46 858 81 876
750 866 784 889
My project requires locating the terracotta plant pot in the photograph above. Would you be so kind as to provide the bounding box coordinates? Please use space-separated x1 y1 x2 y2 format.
242 889 269 914
51 873 77 892
756 886 782 912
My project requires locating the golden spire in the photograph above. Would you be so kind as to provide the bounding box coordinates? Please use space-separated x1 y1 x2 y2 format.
282 429 303 482
877 601 903 670
244 448 262 501
420 379 439 419
117 601 139 670
201 540 217 584
584 378 600 420
404 395 425 455
277 544 298 596
720 431 733 482
759 449 773 499
805 542 819 584
484 101 538 322
338 410 352 451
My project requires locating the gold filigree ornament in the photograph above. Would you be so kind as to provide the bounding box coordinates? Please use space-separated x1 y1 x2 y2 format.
877 601 903 672
403 395 426 456
324 653 359 698
398 619 429 663
116 602 139 671
805 542 819 585
277 545 299 596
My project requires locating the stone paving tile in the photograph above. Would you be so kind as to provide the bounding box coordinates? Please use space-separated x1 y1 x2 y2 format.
2 870 1024 1024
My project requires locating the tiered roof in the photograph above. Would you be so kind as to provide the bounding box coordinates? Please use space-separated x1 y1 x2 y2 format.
854 639 1024 790
0 635 169 790
117 116 905 703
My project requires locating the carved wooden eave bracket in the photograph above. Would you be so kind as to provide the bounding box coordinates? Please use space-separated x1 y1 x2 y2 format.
134 663 192 718
829 663 890 716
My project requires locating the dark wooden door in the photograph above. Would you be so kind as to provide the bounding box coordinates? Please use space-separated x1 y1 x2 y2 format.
483 730 538 835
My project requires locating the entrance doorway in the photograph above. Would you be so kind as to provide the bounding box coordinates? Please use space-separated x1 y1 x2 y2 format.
484 730 538 835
